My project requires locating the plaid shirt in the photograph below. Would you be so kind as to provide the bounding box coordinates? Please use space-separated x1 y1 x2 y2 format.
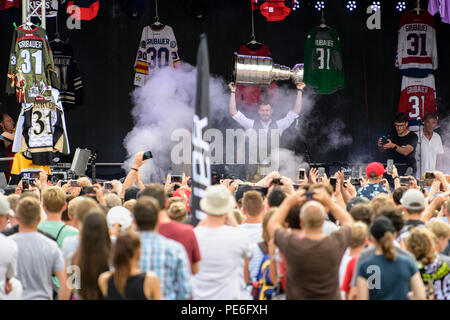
138 231 192 300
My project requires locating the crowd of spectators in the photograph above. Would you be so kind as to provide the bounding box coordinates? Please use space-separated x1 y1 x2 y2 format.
0 151 449 300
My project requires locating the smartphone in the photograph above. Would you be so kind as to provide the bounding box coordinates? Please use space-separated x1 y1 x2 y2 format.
187 178 192 187
104 182 113 190
298 168 306 180
330 177 337 191
70 180 79 187
271 178 283 185
293 184 301 190
425 172 435 179
170 175 182 183
22 179 29 189
387 159 394 174
418 180 425 189
400 176 411 185
142 151 153 161
318 167 325 181
82 186 95 194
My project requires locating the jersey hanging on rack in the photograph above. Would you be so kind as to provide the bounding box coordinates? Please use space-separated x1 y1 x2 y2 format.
29 0 66 18
398 74 438 132
50 40 83 107
9 152 51 185
13 88 70 165
303 26 345 94
133 25 181 87
235 43 278 110
395 11 438 78
6 26 59 103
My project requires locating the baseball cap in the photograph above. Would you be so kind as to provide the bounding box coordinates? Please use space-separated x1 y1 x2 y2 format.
0 195 14 217
106 206 133 231
370 216 396 240
400 189 425 210
366 162 386 178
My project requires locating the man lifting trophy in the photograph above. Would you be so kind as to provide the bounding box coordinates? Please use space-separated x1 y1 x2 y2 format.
229 53 306 180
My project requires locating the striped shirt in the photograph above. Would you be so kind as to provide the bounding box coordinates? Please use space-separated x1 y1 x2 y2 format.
138 231 192 300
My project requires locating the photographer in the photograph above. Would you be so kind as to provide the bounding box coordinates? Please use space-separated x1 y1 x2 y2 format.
378 113 418 176
267 188 353 299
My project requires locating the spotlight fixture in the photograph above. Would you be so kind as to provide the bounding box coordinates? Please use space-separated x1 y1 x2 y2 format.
396 1 406 12
315 1 325 11
292 0 300 11
346 1 357 11
370 1 381 11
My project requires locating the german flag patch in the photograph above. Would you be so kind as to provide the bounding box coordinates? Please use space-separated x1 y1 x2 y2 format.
134 60 149 74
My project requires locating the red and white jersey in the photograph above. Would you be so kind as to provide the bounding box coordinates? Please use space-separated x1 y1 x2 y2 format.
133 25 181 87
395 11 438 78
398 74 438 132
235 43 278 109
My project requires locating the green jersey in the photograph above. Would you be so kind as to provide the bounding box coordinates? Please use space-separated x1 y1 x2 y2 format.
6 26 59 103
303 26 345 94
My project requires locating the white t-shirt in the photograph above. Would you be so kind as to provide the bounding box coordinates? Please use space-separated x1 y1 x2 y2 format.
416 129 444 176
0 234 18 300
232 110 299 135
193 225 253 300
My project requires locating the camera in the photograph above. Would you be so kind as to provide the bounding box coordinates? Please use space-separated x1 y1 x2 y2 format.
142 151 153 161
271 178 283 186
170 175 182 183
399 176 412 185
104 182 113 190
425 172 435 180
381 135 390 145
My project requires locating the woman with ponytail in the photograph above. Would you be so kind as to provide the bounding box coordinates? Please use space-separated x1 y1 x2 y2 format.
356 216 425 300
98 232 161 300
405 228 450 300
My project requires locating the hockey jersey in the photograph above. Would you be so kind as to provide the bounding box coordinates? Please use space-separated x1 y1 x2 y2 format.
235 43 278 109
304 26 345 94
398 74 438 132
6 26 59 103
133 25 181 86
395 11 438 78
13 88 70 165
29 0 66 18
9 152 51 185
50 40 83 107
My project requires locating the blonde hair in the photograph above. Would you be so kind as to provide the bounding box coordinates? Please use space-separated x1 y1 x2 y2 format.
405 227 436 266
168 201 187 222
426 220 450 239
7 194 20 213
378 231 397 262
104 193 122 209
123 199 136 213
350 222 368 248
233 209 244 225
71 197 101 223
16 197 41 226
42 187 66 213
262 208 277 242
370 194 392 216
242 190 264 217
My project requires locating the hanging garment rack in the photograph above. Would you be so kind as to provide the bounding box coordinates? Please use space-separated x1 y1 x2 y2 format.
22 0 46 29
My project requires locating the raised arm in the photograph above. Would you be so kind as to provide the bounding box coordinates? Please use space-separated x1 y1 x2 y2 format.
292 82 306 115
228 82 238 116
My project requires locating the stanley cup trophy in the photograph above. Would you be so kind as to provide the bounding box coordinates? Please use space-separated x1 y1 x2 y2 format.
233 53 304 86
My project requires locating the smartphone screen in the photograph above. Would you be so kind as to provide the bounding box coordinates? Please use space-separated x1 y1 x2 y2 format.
142 151 153 160
171 175 182 183
387 159 394 174
318 167 325 181
298 169 305 180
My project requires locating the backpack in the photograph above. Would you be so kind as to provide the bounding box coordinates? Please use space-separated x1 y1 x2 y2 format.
251 241 276 300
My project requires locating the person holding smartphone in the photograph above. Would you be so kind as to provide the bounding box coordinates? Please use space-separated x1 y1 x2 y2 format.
378 113 418 176
356 162 389 201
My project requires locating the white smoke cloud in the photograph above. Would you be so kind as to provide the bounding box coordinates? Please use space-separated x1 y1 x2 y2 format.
437 116 450 174
123 64 353 183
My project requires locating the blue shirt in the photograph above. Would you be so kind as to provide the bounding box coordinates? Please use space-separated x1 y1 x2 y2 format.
357 183 389 200
358 253 417 300
138 231 192 300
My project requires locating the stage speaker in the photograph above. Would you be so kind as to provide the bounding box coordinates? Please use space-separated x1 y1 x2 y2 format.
70 148 92 176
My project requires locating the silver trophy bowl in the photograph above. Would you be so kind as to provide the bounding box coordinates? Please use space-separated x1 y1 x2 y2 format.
234 53 304 86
